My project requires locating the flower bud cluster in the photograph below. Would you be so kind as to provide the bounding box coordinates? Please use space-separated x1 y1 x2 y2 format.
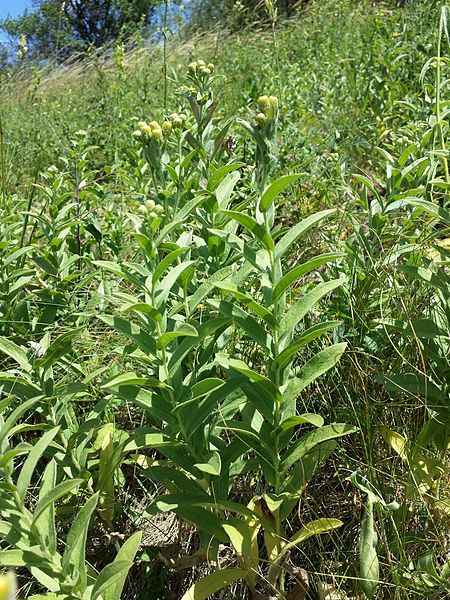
167 112 188 129
187 59 214 77
133 120 166 142
256 95 279 126
138 199 165 219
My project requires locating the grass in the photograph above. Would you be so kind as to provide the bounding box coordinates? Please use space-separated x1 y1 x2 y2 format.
0 1 449 599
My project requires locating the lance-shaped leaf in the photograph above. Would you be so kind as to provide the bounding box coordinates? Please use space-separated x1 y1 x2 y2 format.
273 254 344 300
274 209 336 261
259 174 302 213
214 281 278 328
181 568 247 600
221 210 274 250
62 493 99 592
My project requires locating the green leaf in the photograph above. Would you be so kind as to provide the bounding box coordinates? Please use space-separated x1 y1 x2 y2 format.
286 343 347 397
35 460 57 555
194 452 222 476
280 278 343 336
0 397 40 449
222 210 274 250
281 423 357 472
359 499 379 599
97 315 157 358
0 336 31 371
188 266 234 313
214 281 277 328
207 299 270 350
104 531 142 600
91 561 133 600
0 549 26 566
180 568 247 600
35 328 83 371
207 163 244 192
274 210 336 260
272 414 324 437
33 479 84 525
62 493 99 592
274 321 341 370
273 254 344 300
282 518 343 554
152 247 188 285
156 260 195 307
215 171 241 210
259 174 302 213
17 427 60 502
157 323 198 349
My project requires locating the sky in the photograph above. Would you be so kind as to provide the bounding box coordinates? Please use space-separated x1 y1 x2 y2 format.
0 0 32 44
0 0 32 20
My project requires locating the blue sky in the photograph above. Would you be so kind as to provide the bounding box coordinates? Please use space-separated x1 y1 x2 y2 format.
0 0 32 44
0 0 32 20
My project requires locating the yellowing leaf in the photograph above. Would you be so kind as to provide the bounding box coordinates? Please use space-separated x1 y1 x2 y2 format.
180 568 247 600
380 427 408 460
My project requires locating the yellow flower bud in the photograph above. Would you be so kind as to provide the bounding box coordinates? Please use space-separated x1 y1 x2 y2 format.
137 120 147 129
188 62 197 72
141 124 152 135
196 59 206 67
268 95 279 110
199 66 211 76
256 112 267 128
257 95 270 114
207 63 214 71
152 128 163 140
148 121 160 130
0 571 17 600
162 121 173 131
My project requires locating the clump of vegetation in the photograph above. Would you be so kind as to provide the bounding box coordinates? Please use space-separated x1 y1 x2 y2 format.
0 1 449 599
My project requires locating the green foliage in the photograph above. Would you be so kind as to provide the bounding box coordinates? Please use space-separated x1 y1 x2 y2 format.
0 1 449 598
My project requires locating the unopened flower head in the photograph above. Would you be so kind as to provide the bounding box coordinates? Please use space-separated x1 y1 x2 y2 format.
257 95 271 114
74 130 87 137
162 121 173 131
152 128 163 140
138 204 148 214
186 59 213 78
155 204 164 215
145 199 156 211
0 571 17 600
256 112 267 128
132 129 142 138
